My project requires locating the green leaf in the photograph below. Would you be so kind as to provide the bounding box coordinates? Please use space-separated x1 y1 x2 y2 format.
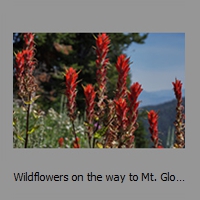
14 133 25 142
94 126 108 139
32 110 40 119
28 125 40 134
96 142 103 148
13 118 17 126
83 122 94 127
23 95 40 105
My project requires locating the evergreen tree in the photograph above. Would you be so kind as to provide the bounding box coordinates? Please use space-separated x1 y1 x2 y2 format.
134 110 149 148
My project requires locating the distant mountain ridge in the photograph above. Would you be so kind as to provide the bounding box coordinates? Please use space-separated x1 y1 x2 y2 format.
138 89 185 107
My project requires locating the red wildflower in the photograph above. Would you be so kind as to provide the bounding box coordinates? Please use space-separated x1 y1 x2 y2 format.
83 84 96 143
172 78 185 148
115 54 130 99
127 82 143 135
73 137 80 148
83 84 96 123
128 82 143 111
95 33 110 115
23 33 35 49
14 33 37 100
15 49 35 77
114 98 129 131
96 33 110 67
65 67 79 121
172 78 182 106
148 110 162 148
58 137 64 147
128 82 143 104
15 51 26 78
14 33 38 149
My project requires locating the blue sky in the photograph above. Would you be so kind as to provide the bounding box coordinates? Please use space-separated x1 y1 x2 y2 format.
124 33 185 92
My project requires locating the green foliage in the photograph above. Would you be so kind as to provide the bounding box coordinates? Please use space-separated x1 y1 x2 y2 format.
166 126 175 148
134 110 149 148
13 98 87 148
13 99 150 148
94 126 108 139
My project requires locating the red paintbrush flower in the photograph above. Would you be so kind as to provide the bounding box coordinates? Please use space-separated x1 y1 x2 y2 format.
83 84 96 123
73 137 80 148
127 82 143 135
172 78 182 106
23 33 35 49
65 67 79 121
15 49 35 76
128 82 143 112
115 54 130 99
15 51 26 78
96 33 110 67
128 82 143 103
172 78 185 148
15 34 37 100
16 33 36 78
83 84 96 141
58 137 64 147
114 98 129 131
95 33 110 115
148 110 162 148
14 33 38 148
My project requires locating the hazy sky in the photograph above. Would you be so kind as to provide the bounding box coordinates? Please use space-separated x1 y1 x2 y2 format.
124 33 185 92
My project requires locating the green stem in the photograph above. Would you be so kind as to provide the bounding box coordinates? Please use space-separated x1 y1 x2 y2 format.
25 93 31 148
88 136 91 148
92 137 96 148
71 120 79 148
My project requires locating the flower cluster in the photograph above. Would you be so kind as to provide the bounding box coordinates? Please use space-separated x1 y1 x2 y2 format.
102 54 142 148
